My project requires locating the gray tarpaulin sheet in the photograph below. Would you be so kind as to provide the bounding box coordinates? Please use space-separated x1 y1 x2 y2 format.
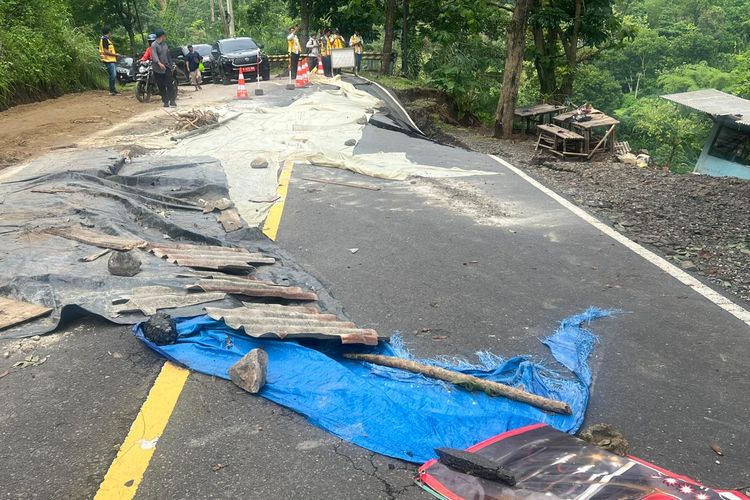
0 149 338 339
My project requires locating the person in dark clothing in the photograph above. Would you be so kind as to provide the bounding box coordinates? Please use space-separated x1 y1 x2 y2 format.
150 29 176 107
184 45 202 91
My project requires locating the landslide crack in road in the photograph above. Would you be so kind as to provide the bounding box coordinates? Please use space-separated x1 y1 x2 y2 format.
332 442 416 500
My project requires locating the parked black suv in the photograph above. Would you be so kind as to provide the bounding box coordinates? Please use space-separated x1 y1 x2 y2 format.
172 44 214 84
210 37 270 84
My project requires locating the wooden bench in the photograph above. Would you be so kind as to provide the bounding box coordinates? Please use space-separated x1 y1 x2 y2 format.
536 124 585 157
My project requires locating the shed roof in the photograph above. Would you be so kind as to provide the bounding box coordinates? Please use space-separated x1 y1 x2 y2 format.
662 89 750 126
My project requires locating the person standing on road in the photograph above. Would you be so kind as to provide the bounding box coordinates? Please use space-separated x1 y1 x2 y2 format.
151 29 176 108
185 45 202 91
320 28 333 78
99 27 119 95
306 32 320 73
287 26 301 80
349 31 364 75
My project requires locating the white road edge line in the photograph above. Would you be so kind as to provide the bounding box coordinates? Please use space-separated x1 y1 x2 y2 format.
357 76 425 135
488 154 750 327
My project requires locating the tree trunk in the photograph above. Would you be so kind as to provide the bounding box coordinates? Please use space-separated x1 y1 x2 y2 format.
532 25 558 99
401 0 410 76
494 0 534 139
217 0 229 37
558 0 582 98
300 0 312 51
130 0 145 47
226 0 235 38
210 0 215 23
381 0 396 75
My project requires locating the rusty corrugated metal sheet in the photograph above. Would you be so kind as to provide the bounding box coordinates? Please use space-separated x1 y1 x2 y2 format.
111 285 227 316
149 243 275 271
189 276 318 301
205 303 383 345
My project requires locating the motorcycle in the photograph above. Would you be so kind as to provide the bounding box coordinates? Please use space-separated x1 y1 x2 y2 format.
134 60 179 103
134 60 158 103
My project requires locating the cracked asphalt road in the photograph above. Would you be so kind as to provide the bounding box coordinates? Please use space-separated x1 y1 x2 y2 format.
1 79 749 499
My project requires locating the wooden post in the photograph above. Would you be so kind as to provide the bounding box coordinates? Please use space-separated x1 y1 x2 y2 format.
344 353 572 415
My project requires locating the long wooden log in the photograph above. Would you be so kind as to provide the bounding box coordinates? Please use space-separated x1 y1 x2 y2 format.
343 353 572 415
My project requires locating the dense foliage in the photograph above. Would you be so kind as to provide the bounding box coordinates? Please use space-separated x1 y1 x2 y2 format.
0 0 106 110
5 0 750 172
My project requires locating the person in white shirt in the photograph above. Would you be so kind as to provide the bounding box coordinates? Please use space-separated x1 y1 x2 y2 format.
306 33 320 73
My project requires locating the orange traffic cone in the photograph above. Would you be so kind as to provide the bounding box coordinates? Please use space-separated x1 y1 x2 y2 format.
295 62 306 88
236 68 249 99
301 59 310 86
317 58 324 75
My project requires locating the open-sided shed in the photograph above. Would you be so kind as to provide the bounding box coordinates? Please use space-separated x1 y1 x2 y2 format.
662 89 750 180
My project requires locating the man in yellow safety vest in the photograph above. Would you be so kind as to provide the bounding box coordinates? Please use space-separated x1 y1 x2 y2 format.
287 26 301 79
320 28 333 78
99 27 120 95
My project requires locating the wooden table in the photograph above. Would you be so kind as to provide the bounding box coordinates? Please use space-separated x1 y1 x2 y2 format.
536 124 585 157
514 104 567 133
553 109 620 158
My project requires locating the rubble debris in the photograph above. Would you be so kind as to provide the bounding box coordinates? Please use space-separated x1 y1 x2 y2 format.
191 277 317 301
45 226 147 251
435 447 516 486
205 303 381 345
0 296 53 331
301 177 381 191
228 348 268 394
211 463 227 472
108 250 142 277
149 243 275 271
349 248 359 254
579 423 629 456
217 208 244 232
141 312 178 346
251 158 269 169
0 370 9 379
343 353 572 415
13 354 49 368
171 108 219 131
111 286 226 316
79 248 111 262
710 443 724 456
200 198 234 213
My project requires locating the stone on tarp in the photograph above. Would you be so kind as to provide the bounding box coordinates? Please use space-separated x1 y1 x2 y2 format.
228 348 268 394
251 158 269 169
345 139 357 146
108 250 142 277
356 116 368 125
142 312 178 346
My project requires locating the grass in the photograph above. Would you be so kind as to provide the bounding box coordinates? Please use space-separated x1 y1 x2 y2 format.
361 71 429 92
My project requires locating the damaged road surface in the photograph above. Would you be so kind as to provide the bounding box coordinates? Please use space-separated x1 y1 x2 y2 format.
1 75 750 500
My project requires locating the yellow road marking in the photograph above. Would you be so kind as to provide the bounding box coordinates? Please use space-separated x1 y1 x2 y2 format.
96 162 294 498
263 160 295 241
95 362 189 500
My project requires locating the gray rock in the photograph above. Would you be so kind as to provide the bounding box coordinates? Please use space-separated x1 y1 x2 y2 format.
681 260 698 271
228 348 268 394
108 250 141 277
356 116 368 125
251 158 269 169
344 139 357 147
142 312 178 346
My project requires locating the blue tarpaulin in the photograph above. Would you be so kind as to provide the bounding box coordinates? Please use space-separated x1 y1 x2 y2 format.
135 308 611 463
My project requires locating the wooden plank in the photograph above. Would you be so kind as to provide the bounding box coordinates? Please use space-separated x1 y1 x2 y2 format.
0 296 52 331
537 124 584 140
46 227 147 251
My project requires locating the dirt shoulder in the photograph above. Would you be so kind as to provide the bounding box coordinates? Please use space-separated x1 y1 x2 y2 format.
0 85 231 172
391 87 750 306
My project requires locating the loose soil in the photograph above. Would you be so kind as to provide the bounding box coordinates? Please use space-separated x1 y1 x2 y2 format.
393 88 750 306
0 85 231 172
